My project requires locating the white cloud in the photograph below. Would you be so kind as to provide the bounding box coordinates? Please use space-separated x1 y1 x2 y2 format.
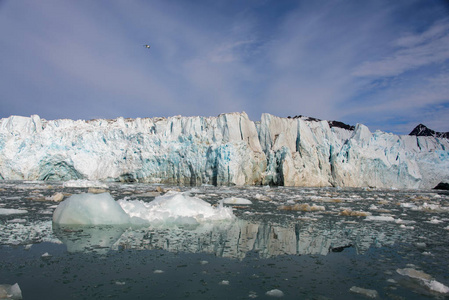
1 0 448 133
353 19 449 77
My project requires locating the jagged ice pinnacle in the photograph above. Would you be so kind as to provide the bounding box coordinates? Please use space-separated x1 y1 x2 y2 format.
0 113 448 189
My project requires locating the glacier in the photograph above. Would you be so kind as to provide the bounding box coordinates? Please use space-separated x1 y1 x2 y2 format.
0 112 448 189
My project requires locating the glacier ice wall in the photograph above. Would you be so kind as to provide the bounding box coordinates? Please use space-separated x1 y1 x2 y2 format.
0 113 448 188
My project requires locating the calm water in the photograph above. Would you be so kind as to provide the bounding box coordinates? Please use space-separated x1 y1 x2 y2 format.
1 180 449 299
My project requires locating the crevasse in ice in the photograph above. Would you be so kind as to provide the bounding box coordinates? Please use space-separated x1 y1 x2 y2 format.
0 113 448 188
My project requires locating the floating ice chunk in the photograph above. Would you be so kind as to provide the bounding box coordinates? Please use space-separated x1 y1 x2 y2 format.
222 197 252 205
427 217 443 224
52 193 130 225
424 280 449 294
397 268 449 294
63 180 108 188
340 209 370 217
415 242 427 248
219 280 229 285
254 193 271 201
115 281 126 285
0 283 22 299
6 219 27 223
397 268 432 280
41 252 51 258
278 203 325 212
45 192 64 202
118 191 235 224
400 203 417 209
349 286 378 298
266 289 284 297
153 270 164 274
365 215 395 222
0 208 27 215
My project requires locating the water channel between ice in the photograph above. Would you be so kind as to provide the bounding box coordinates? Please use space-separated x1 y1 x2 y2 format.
1 180 449 299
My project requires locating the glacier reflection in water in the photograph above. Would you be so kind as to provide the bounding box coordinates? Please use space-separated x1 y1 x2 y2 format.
1 181 449 299
52 216 410 258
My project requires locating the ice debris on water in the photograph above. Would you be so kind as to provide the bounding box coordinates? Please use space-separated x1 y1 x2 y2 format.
365 215 395 222
218 280 229 285
118 191 235 224
0 283 22 299
266 289 284 297
52 193 130 225
278 203 325 212
397 268 449 294
349 286 379 298
0 208 27 215
222 197 252 205
340 209 370 217
63 180 108 188
45 192 64 202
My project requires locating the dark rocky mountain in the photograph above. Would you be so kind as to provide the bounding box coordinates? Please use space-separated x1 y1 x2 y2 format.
287 115 355 131
434 182 449 190
409 124 449 139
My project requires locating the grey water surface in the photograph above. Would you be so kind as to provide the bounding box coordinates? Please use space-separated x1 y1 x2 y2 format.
1 181 449 299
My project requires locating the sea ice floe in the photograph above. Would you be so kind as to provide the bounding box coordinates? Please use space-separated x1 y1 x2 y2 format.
365 215 395 222
0 208 28 215
340 209 371 217
278 203 325 212
63 180 108 188
397 268 449 294
222 197 252 205
349 286 378 298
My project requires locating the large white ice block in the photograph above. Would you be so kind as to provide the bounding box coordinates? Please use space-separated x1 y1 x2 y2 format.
118 191 235 224
52 193 130 225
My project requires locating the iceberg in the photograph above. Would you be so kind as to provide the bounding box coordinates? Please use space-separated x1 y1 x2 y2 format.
0 113 448 189
0 283 22 300
118 191 235 224
52 193 130 225
52 191 234 226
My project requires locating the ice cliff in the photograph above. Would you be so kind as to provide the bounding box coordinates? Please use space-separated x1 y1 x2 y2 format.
0 113 448 188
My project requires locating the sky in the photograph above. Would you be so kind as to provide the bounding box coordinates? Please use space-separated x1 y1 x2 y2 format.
1 0 448 134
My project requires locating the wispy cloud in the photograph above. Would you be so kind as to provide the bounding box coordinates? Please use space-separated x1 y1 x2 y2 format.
353 19 449 77
0 0 448 133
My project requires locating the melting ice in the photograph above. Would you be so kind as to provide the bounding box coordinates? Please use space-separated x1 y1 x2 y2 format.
1 181 449 299
52 191 235 226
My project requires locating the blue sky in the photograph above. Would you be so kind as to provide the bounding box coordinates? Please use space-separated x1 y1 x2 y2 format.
1 0 448 134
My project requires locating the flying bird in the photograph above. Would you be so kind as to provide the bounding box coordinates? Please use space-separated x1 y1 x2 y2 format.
144 44 151 49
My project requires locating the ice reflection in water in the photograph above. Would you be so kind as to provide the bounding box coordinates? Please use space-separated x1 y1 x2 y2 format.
71 217 408 258
0 181 449 299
